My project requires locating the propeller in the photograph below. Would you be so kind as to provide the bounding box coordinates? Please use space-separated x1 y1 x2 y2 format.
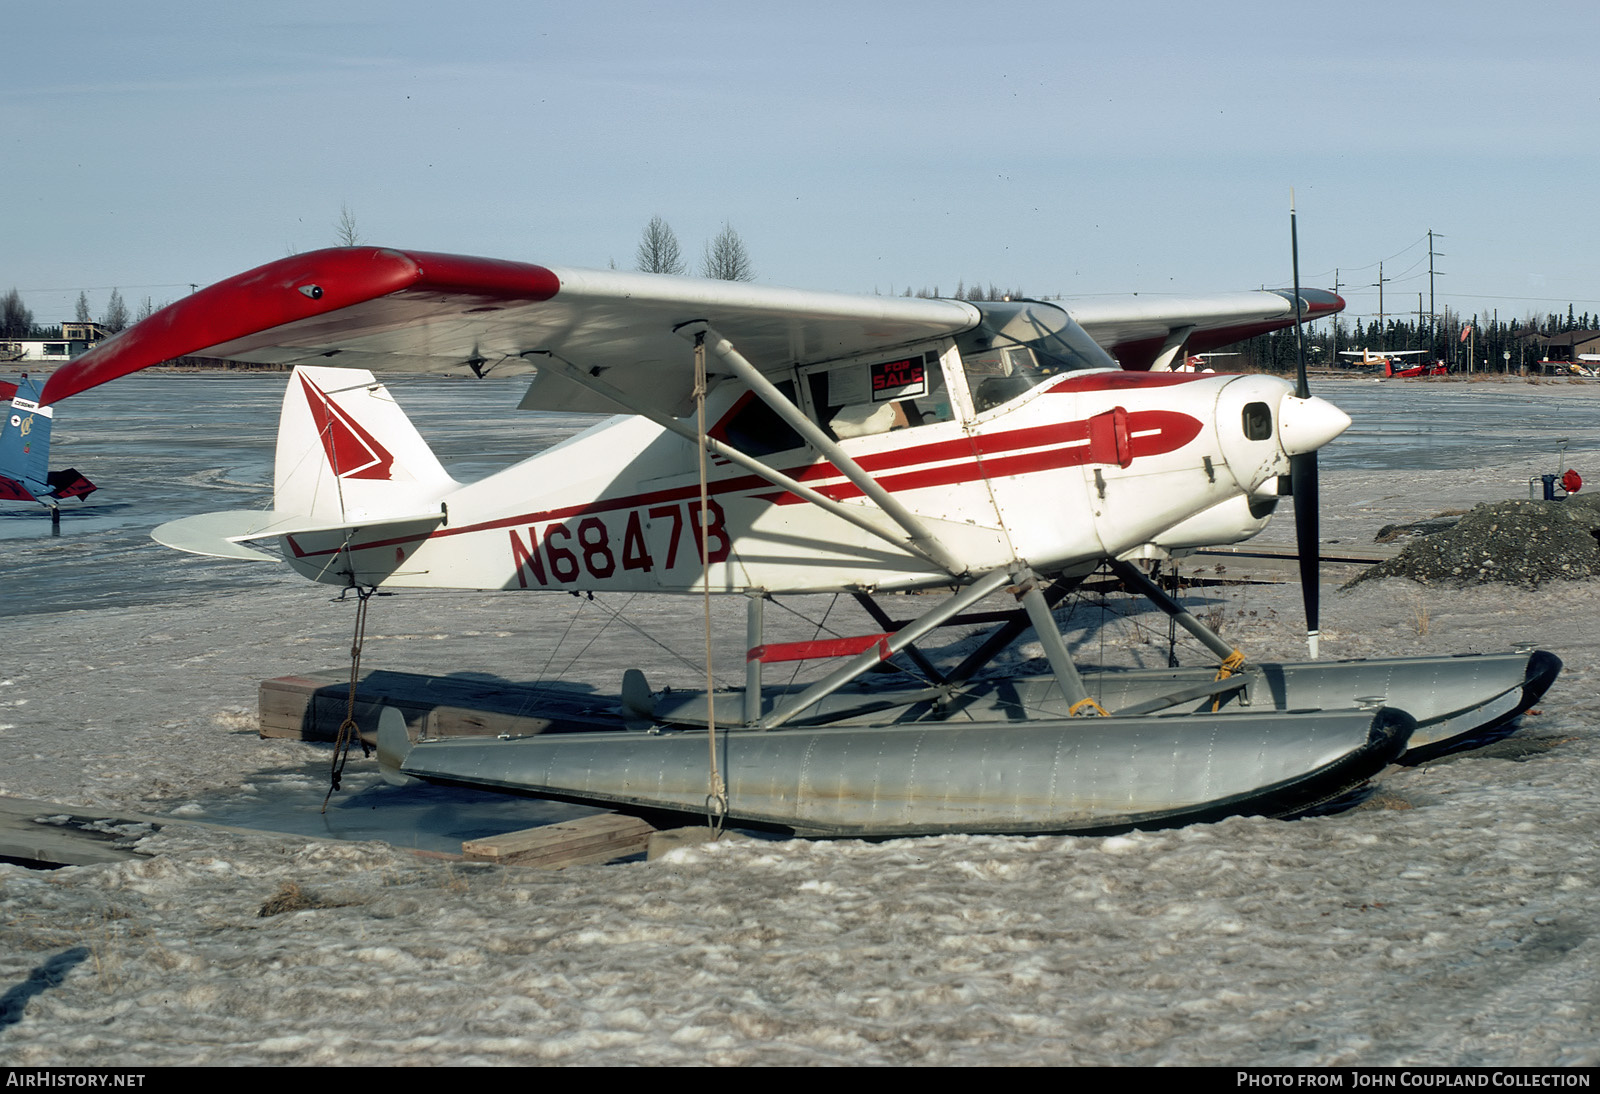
1289 190 1319 659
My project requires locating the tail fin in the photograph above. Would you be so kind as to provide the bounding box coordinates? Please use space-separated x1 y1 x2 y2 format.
0 374 94 505
154 366 455 570
275 366 458 522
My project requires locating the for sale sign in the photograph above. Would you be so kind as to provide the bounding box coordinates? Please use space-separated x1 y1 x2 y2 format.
870 356 927 401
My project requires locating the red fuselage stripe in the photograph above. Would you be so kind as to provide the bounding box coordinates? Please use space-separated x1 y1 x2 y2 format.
284 407 1205 559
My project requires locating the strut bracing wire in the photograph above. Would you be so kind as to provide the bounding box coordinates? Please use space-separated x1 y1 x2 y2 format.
324 584 374 813
693 332 729 833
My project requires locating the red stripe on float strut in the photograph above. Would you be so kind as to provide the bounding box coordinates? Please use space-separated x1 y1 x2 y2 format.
747 633 894 663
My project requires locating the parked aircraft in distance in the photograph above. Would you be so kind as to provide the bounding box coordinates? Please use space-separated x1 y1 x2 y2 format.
0 374 95 510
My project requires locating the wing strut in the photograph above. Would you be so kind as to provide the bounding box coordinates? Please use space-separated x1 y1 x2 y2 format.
1148 325 1197 373
525 350 957 574
678 322 967 577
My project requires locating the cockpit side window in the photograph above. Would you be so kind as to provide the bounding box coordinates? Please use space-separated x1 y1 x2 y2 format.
956 301 1117 413
803 350 955 440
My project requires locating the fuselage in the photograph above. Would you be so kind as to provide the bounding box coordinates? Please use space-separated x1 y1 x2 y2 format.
274 309 1346 595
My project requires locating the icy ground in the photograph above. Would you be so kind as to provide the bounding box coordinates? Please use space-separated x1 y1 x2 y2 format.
1 382 1598 1065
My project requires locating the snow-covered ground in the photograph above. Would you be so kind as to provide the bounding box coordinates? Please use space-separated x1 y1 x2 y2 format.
1 376 1597 1065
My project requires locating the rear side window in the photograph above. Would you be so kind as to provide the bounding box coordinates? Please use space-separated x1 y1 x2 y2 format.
712 381 805 456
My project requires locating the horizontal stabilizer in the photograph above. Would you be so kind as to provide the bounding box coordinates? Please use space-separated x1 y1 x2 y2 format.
154 507 446 561
0 475 37 504
45 468 96 500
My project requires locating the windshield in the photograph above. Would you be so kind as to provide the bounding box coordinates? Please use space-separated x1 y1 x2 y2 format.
956 301 1117 412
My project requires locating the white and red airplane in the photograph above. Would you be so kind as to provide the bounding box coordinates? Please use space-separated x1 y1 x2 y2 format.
1338 348 1444 377
1169 352 1239 373
38 248 1557 836
43 248 1348 598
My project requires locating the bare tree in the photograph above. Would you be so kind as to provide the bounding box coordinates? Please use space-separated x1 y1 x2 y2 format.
135 296 156 323
101 288 130 333
635 215 686 274
700 222 755 282
74 291 91 323
1 289 33 338
335 204 362 247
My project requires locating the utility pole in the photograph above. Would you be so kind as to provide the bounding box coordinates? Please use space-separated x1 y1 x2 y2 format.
1331 269 1341 362
1374 261 1388 349
1427 230 1444 356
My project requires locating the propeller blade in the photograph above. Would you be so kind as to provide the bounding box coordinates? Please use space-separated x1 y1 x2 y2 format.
1291 450 1319 658
1290 190 1319 658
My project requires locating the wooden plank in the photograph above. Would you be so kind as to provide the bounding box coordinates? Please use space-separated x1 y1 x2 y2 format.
461 813 656 869
0 794 665 871
0 795 370 868
259 669 628 743
0 796 166 867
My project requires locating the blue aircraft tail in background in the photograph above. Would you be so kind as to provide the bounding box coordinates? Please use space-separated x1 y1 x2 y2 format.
0 374 96 507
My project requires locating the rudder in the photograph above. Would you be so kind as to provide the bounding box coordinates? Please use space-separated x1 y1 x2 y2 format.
1 375 57 502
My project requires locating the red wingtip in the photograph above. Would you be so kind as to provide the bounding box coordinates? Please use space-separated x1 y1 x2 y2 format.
39 247 560 404
41 248 424 404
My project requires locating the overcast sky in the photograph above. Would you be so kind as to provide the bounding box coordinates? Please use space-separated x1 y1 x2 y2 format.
6 1 1598 330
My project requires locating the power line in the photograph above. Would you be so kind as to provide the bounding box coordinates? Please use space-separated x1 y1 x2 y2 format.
16 282 194 293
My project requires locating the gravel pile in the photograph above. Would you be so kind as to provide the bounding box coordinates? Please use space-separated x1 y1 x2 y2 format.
1348 495 1600 588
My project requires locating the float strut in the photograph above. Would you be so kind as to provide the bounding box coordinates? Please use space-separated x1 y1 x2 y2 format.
1018 574 1095 711
744 590 765 725
759 567 1015 730
1109 560 1237 663
851 592 946 684
944 575 1079 686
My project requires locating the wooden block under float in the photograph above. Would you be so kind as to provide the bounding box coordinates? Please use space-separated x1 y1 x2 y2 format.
258 669 630 743
461 813 657 869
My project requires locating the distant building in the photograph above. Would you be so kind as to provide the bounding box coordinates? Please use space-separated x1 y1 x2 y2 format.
1520 329 1600 365
62 322 108 342
0 322 109 363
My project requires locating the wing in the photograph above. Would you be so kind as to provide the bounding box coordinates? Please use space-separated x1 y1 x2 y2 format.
1068 288 1343 371
42 247 1340 407
42 248 980 415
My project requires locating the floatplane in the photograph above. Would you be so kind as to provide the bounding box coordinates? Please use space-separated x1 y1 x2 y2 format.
1339 349 1447 378
1172 352 1237 373
40 240 1557 837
